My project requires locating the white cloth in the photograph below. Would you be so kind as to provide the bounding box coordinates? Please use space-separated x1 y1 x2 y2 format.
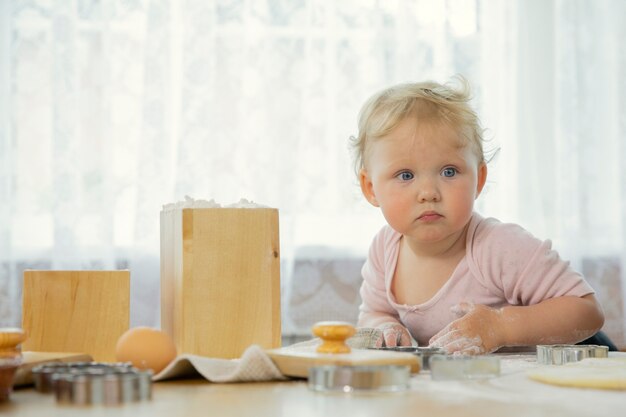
153 328 386 383
153 345 286 383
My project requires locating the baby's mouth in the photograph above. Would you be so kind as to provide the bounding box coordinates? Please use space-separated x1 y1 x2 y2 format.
418 211 442 221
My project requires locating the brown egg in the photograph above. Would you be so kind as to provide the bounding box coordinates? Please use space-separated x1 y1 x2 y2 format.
115 327 177 374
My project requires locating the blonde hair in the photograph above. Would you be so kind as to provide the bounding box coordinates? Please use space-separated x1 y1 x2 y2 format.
349 76 485 176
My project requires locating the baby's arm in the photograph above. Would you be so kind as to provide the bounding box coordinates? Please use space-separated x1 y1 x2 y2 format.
429 294 604 354
359 280 413 347
434 219 606 354
358 228 413 347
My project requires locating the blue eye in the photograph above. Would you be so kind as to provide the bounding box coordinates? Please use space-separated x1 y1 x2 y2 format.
441 167 457 178
397 171 414 181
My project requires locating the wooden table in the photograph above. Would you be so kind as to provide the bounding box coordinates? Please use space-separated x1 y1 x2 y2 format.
2 354 625 416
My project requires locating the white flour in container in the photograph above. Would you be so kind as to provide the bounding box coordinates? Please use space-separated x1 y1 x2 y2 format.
162 196 269 211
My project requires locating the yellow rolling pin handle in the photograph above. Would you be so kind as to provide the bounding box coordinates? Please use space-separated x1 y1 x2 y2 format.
0 328 27 351
312 321 356 354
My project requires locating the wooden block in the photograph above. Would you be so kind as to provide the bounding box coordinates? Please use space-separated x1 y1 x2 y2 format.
267 346 421 378
21 270 130 362
160 208 281 359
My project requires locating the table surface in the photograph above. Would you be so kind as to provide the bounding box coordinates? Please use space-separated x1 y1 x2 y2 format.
2 353 626 417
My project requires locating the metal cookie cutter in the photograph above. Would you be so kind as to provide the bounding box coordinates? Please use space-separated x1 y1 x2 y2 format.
536 344 609 365
308 365 410 393
31 362 117 393
429 355 501 380
31 362 152 405
370 346 445 370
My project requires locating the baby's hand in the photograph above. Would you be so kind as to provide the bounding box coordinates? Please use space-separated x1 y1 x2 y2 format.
428 303 503 355
375 323 413 348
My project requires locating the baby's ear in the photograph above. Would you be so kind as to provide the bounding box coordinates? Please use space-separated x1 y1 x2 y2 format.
475 162 488 197
359 169 379 207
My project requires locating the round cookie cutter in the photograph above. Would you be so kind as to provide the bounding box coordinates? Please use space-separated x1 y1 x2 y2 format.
31 362 152 405
308 365 410 393
31 362 132 393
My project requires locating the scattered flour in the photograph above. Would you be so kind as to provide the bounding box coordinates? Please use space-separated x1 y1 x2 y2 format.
410 353 626 415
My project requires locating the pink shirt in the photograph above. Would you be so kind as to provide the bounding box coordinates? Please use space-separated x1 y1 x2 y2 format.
358 212 595 346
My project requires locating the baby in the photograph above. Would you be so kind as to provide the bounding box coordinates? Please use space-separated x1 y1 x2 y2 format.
350 77 604 354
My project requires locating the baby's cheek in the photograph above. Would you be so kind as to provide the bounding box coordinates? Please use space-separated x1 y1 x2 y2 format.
381 202 412 230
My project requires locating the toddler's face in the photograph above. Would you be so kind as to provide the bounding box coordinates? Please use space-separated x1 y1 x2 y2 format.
359 117 486 244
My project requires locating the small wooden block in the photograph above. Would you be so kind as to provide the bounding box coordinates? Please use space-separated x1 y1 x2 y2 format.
267 346 421 378
21 270 130 362
160 208 281 359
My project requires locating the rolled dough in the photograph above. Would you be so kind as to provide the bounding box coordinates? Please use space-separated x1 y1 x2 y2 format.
527 358 626 390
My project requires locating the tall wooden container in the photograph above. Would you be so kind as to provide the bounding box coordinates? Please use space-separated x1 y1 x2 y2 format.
22 270 130 361
160 208 281 358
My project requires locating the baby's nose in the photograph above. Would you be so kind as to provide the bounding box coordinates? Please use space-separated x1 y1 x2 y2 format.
417 185 441 202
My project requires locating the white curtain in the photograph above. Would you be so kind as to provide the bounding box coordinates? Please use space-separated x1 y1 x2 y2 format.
1 0 625 347
485 0 626 347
